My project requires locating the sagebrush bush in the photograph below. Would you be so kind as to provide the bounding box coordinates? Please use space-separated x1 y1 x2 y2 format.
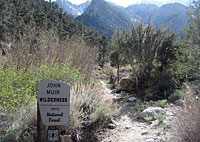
171 84 200 142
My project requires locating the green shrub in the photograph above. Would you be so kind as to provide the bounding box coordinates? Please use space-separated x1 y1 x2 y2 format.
154 112 166 122
0 65 36 111
0 61 85 112
131 99 148 112
168 87 186 102
154 100 169 108
147 99 169 108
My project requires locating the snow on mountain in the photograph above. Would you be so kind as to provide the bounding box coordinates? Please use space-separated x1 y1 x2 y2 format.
51 0 91 17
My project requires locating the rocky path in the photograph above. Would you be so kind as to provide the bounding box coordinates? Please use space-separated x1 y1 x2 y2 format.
98 81 170 142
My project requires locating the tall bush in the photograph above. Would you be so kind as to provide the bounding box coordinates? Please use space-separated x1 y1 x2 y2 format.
112 19 177 99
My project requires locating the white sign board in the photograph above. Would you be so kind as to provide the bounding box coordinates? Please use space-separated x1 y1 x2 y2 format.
38 79 70 126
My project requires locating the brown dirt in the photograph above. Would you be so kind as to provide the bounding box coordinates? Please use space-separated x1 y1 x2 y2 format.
98 81 171 142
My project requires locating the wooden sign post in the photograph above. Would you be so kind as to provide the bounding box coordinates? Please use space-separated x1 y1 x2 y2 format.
37 79 70 142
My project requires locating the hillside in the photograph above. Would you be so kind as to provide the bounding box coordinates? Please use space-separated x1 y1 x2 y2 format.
0 0 108 48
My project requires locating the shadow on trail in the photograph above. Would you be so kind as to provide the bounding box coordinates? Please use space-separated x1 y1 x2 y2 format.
114 98 146 124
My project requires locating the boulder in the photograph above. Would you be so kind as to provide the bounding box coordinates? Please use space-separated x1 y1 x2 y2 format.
127 97 137 102
163 111 176 126
119 77 135 91
139 107 166 120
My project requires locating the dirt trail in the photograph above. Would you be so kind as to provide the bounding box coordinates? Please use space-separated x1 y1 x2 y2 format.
99 81 169 142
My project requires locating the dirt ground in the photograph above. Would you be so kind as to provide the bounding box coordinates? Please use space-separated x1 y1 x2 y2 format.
98 81 171 142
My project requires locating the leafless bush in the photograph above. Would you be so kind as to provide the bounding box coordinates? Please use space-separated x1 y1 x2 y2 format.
63 37 98 79
3 29 98 79
171 84 200 142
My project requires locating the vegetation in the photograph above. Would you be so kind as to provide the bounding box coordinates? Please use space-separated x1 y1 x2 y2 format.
176 0 200 80
111 19 178 99
130 98 169 113
170 1 200 141
171 82 200 142
0 61 84 112
0 102 37 142
67 83 116 132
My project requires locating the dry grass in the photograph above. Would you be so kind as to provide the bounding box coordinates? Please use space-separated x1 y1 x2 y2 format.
66 82 116 132
0 100 37 142
171 84 200 142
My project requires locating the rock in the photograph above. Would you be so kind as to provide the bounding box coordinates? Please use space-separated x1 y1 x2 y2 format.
140 107 166 120
163 111 176 126
99 131 103 135
146 138 155 142
107 123 117 129
127 97 137 102
98 81 106 86
119 77 135 91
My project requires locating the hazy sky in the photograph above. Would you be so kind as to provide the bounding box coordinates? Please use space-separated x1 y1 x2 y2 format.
66 0 193 7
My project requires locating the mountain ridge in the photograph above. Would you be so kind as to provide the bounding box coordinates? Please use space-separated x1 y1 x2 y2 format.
76 0 135 38
75 0 188 38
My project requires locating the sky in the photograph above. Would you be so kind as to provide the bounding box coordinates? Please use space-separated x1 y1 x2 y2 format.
66 0 193 7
